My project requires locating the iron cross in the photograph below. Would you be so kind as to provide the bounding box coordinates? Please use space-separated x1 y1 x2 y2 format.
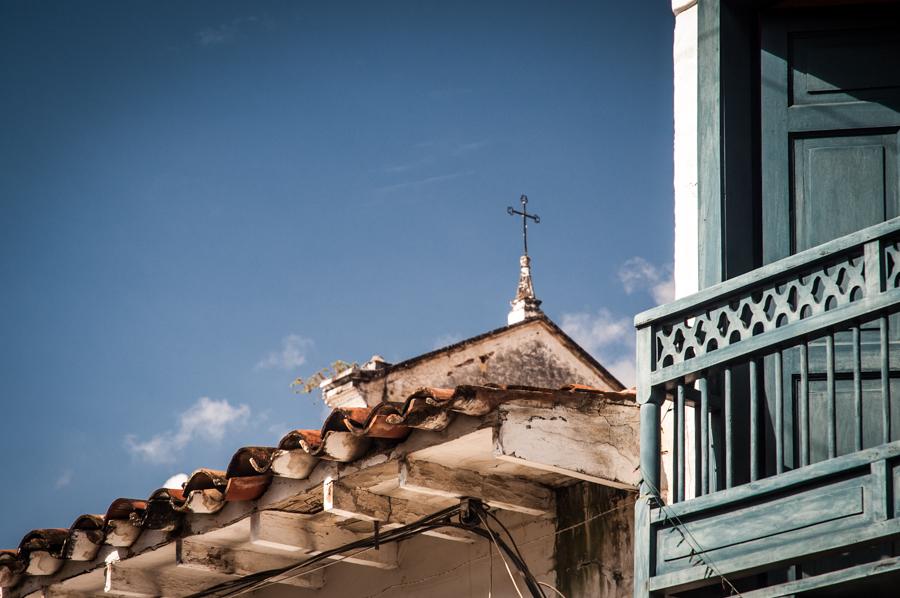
507 194 540 255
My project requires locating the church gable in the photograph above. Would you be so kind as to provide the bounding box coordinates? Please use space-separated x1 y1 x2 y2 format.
323 316 625 409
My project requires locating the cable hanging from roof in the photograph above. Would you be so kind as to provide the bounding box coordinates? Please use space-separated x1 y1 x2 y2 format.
185 498 553 598
637 468 742 597
361 497 636 598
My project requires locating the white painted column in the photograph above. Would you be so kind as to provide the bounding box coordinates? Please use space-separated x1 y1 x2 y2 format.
673 0 699 299
663 0 700 505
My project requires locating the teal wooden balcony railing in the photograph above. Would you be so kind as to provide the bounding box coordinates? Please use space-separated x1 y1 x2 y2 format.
634 217 900 596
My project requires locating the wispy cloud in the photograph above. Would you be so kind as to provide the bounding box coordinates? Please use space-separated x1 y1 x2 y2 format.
618 257 675 305
55 469 74 489
195 16 259 47
452 139 490 155
376 170 475 193
197 26 235 46
125 397 250 464
382 156 434 174
255 334 313 371
561 309 635 387
559 257 676 387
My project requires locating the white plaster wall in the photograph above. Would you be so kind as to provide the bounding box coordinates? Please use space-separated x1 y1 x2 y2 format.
672 1 699 299
659 1 700 504
660 404 697 505
251 511 556 598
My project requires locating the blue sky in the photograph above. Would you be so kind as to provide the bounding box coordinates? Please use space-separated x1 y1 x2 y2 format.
0 1 673 546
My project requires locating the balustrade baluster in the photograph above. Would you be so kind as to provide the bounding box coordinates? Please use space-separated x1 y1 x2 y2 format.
724 367 733 489
750 359 759 482
853 326 862 451
827 334 836 459
699 377 709 495
676 383 685 502
694 393 702 498
800 342 809 467
775 351 784 474
882 315 891 443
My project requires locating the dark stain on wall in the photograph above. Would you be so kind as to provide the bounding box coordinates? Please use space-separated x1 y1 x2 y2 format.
555 482 635 598
442 339 593 391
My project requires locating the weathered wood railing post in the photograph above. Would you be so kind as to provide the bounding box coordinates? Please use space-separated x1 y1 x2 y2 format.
635 325 660 597
631 219 900 596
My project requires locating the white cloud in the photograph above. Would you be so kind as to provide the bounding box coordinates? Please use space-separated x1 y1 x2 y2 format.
561 309 632 355
255 334 313 371
561 309 635 388
163 473 188 489
618 257 675 305
651 278 676 306
452 139 490 155
125 397 251 464
55 469 74 489
604 357 636 389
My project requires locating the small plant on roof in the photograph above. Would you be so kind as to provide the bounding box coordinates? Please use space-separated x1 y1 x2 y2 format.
291 360 357 394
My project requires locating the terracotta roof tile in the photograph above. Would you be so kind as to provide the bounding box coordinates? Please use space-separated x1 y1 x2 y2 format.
226 446 276 476
183 469 227 494
0 550 23 587
18 530 68 557
223 475 271 502
69 514 104 531
142 488 185 531
0 383 635 590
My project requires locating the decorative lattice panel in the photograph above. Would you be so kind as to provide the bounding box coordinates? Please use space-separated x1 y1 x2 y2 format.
884 240 900 291
654 253 867 368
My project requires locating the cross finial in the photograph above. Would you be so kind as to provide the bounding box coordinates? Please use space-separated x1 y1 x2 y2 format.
505 195 542 325
507 194 540 256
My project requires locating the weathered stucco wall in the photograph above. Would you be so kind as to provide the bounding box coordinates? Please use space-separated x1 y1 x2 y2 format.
554 482 634 598
358 321 621 406
251 510 556 598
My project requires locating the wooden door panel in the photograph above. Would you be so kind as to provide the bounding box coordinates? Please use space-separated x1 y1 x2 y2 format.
792 132 899 253
761 10 900 474
791 29 900 107
761 9 900 263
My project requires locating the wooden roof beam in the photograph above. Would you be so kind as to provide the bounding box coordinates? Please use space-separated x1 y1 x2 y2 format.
103 563 158 598
175 539 324 590
398 460 553 517
249 511 397 569
492 399 640 490
323 479 473 543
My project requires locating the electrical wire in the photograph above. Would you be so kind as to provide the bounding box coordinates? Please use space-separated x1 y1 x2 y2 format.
488 522 493 598
538 581 567 598
187 500 549 598
440 520 544 597
362 498 635 598
478 513 525 598
486 510 527 562
186 504 465 598
231 545 377 597
639 470 742 597
187 497 636 598
480 512 547 598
